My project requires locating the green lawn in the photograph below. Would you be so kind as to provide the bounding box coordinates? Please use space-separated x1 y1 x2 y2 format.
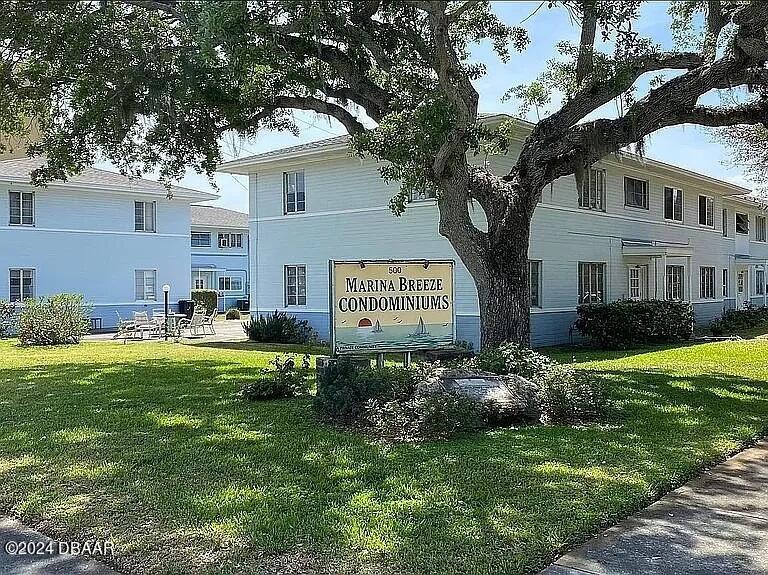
1 339 768 575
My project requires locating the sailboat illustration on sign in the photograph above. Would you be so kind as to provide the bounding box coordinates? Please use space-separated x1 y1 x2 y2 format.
410 316 429 337
372 319 383 333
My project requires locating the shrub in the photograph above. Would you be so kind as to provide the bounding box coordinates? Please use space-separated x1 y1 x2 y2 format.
710 304 768 335
473 342 555 381
225 308 241 320
17 294 91 345
239 354 310 400
575 299 694 349
0 300 17 338
538 364 607 423
242 310 316 344
191 289 217 314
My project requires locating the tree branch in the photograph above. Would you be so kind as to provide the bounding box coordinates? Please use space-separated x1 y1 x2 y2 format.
575 1 597 84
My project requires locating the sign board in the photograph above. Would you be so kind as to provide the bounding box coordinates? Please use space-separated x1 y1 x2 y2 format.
329 260 456 354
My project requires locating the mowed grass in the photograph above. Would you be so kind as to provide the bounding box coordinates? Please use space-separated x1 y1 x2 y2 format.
1 340 768 575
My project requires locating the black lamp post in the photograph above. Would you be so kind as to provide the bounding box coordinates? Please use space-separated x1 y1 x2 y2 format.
162 283 170 340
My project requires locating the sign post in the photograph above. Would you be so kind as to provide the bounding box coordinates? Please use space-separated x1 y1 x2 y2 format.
329 259 456 356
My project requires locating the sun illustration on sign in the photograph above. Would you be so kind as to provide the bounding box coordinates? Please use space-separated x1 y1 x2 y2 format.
357 318 372 327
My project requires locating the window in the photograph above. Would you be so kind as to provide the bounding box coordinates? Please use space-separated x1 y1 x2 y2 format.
722 208 728 237
757 216 767 242
664 187 683 222
723 269 729 298
578 262 605 304
134 201 156 232
134 269 157 301
628 265 648 300
529 260 542 307
410 184 437 202
624 176 648 209
757 269 766 296
283 170 305 214
698 195 714 227
699 267 715 299
218 276 243 291
191 232 211 247
284 265 306 306
9 191 34 225
666 265 685 301
9 268 34 302
736 212 749 235
579 168 605 211
218 233 242 248
194 278 205 290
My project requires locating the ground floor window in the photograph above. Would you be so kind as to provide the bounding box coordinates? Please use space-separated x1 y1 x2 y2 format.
627 265 648 300
666 265 685 301
134 269 157 301
722 269 729 298
194 278 205 290
285 265 306 306
578 262 605 304
529 260 542 307
9 268 34 302
757 269 766 296
699 266 715 299
218 276 243 291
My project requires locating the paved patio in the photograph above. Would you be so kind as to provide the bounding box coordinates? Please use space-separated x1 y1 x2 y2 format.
84 317 248 343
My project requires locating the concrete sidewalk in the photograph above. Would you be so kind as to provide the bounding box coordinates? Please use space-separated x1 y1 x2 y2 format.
541 439 768 575
0 517 120 574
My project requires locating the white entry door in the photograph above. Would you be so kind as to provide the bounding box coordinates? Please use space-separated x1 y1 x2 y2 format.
737 269 749 308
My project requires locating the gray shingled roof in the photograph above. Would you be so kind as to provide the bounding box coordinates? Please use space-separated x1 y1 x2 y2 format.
0 156 214 198
241 134 350 162
191 205 248 229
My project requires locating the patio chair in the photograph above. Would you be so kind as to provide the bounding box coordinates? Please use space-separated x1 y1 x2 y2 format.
179 310 206 337
113 311 138 341
202 308 217 335
133 311 157 338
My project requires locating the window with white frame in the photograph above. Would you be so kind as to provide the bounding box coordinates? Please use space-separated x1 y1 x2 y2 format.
699 266 715 299
191 232 211 247
666 265 685 301
194 278 205 290
284 265 306 306
624 176 648 209
218 276 243 291
529 260 542 307
736 212 749 235
628 265 648 300
134 201 156 232
756 216 767 242
9 268 34 302
9 191 34 225
410 183 437 202
218 233 242 248
698 195 714 227
722 208 728 237
579 168 605 211
578 262 605 304
723 269 729 298
757 269 766 296
664 187 683 222
134 269 157 301
283 170 305 214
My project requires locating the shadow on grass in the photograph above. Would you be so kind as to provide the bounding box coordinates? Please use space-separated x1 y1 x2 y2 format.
186 340 331 356
0 356 767 575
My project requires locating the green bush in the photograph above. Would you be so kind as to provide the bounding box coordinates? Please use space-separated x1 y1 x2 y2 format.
0 300 17 338
538 364 607 423
239 354 310 400
191 290 217 314
575 299 694 349
225 308 241 320
17 294 91 345
710 304 768 335
472 342 555 381
242 310 316 344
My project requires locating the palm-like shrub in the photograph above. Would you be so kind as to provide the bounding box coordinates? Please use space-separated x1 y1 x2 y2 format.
242 310 315 344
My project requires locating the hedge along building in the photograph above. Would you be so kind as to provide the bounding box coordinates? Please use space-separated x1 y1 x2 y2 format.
218 114 768 348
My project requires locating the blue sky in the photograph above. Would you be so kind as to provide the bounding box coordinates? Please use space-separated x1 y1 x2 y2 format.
156 1 751 213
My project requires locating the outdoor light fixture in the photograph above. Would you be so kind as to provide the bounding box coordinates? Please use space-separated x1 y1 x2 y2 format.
162 284 171 341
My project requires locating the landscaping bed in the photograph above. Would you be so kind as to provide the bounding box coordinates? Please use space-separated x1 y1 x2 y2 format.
0 339 767 574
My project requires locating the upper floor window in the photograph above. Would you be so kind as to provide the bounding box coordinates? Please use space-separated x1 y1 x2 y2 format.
529 260 542 307
218 233 242 248
663 187 683 222
9 268 34 302
666 265 685 301
579 168 605 211
756 216 767 242
283 170 305 214
410 183 437 202
722 208 728 237
578 262 605 304
134 201 156 232
736 212 749 235
134 269 157 301
218 276 243 291
624 177 648 209
698 195 714 227
191 232 211 248
699 266 715 299
9 191 34 226
284 265 306 306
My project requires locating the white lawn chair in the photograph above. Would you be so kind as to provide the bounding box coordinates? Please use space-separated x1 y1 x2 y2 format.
179 310 206 337
202 308 217 335
113 311 138 341
133 311 156 338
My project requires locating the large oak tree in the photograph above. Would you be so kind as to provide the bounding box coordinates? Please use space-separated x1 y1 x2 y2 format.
2 0 768 347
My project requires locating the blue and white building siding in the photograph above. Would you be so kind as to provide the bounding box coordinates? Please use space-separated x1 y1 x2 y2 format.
220 116 768 349
0 158 217 330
